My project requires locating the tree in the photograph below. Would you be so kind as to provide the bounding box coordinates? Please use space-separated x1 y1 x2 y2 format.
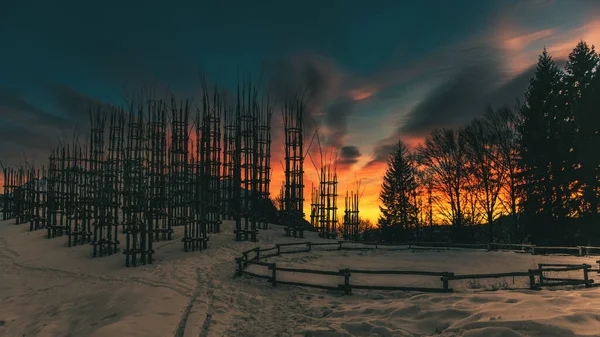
565 41 600 230
417 128 468 239
486 103 522 241
378 140 418 241
464 113 504 242
518 48 566 243
358 217 374 233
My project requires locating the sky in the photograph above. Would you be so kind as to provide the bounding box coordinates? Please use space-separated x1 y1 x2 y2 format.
1 0 600 223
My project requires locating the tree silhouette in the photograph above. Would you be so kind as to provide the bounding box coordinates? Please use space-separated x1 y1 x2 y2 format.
486 103 521 241
566 42 600 234
518 49 567 243
378 140 418 241
417 128 468 239
464 112 504 242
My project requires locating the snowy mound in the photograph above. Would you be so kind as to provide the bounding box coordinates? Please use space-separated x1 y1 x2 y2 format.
1 219 600 336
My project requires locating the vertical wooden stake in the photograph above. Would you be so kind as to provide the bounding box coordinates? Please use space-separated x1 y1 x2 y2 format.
528 270 537 289
270 263 277 287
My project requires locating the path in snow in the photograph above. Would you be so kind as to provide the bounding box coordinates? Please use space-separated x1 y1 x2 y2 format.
1 219 600 336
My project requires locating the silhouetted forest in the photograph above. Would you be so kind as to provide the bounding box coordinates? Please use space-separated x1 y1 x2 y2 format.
378 41 600 246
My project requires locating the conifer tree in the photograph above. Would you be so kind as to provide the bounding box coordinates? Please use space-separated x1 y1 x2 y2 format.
378 140 418 241
565 42 600 228
518 48 565 243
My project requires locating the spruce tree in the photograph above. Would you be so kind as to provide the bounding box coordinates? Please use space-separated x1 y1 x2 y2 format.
378 140 418 241
565 41 600 231
518 48 564 243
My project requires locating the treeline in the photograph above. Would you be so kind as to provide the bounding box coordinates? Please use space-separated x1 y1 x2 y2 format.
379 40 600 245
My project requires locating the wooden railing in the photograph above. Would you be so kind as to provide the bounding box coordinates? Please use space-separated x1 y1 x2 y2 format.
234 241 596 294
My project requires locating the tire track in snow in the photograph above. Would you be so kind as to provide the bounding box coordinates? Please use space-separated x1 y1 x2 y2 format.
174 268 203 337
198 279 215 337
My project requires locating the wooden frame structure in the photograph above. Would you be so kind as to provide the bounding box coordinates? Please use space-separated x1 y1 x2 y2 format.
318 163 337 239
343 190 359 241
282 97 305 238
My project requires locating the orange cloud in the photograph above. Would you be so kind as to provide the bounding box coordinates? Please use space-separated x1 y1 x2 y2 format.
349 85 378 101
496 13 600 76
546 20 600 59
503 29 555 51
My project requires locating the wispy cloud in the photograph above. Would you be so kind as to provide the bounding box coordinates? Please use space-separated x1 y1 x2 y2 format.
335 145 361 172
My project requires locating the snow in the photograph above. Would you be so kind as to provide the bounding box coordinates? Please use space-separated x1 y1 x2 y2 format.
1 218 600 337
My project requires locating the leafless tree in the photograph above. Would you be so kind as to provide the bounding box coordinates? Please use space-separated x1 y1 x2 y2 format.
485 103 522 240
416 128 468 237
463 113 505 242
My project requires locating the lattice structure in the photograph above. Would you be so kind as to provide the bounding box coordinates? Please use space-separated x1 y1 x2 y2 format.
278 182 285 218
222 105 237 221
310 184 320 231
147 101 170 242
2 167 17 220
106 110 124 249
282 97 305 238
22 167 34 225
123 108 152 266
234 83 258 242
90 110 118 257
47 147 68 237
256 97 273 230
318 163 338 239
343 190 360 241
89 109 122 256
198 86 222 235
170 100 204 252
75 146 94 245
46 150 60 238
63 145 76 241
14 167 27 225
29 166 47 231
67 145 91 246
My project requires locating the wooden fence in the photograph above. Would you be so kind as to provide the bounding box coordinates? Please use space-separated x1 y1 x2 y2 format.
235 241 596 294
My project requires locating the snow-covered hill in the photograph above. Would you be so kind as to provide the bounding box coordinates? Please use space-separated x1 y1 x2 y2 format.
1 219 599 336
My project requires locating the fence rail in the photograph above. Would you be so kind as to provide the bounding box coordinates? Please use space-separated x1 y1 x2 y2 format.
235 241 597 294
320 240 600 256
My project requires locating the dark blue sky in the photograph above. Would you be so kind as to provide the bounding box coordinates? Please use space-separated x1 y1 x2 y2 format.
1 0 599 216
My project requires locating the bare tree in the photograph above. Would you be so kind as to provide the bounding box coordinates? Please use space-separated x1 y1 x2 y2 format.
463 113 505 242
486 103 521 241
416 128 468 238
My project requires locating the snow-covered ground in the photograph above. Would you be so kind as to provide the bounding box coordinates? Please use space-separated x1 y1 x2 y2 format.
1 219 600 337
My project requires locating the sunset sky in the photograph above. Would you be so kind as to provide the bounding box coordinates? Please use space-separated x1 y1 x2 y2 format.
1 0 600 223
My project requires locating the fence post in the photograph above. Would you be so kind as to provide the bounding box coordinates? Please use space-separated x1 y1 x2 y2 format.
242 252 248 268
442 273 452 292
538 264 544 286
235 258 243 276
307 242 312 251
486 243 491 252
578 246 583 257
345 268 351 295
339 268 351 295
270 263 277 287
338 241 343 250
584 265 590 288
276 244 281 256
528 269 538 290
255 247 260 260
531 245 536 255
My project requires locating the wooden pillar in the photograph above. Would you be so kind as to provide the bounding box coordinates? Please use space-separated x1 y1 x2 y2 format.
584 265 590 288
270 263 277 287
